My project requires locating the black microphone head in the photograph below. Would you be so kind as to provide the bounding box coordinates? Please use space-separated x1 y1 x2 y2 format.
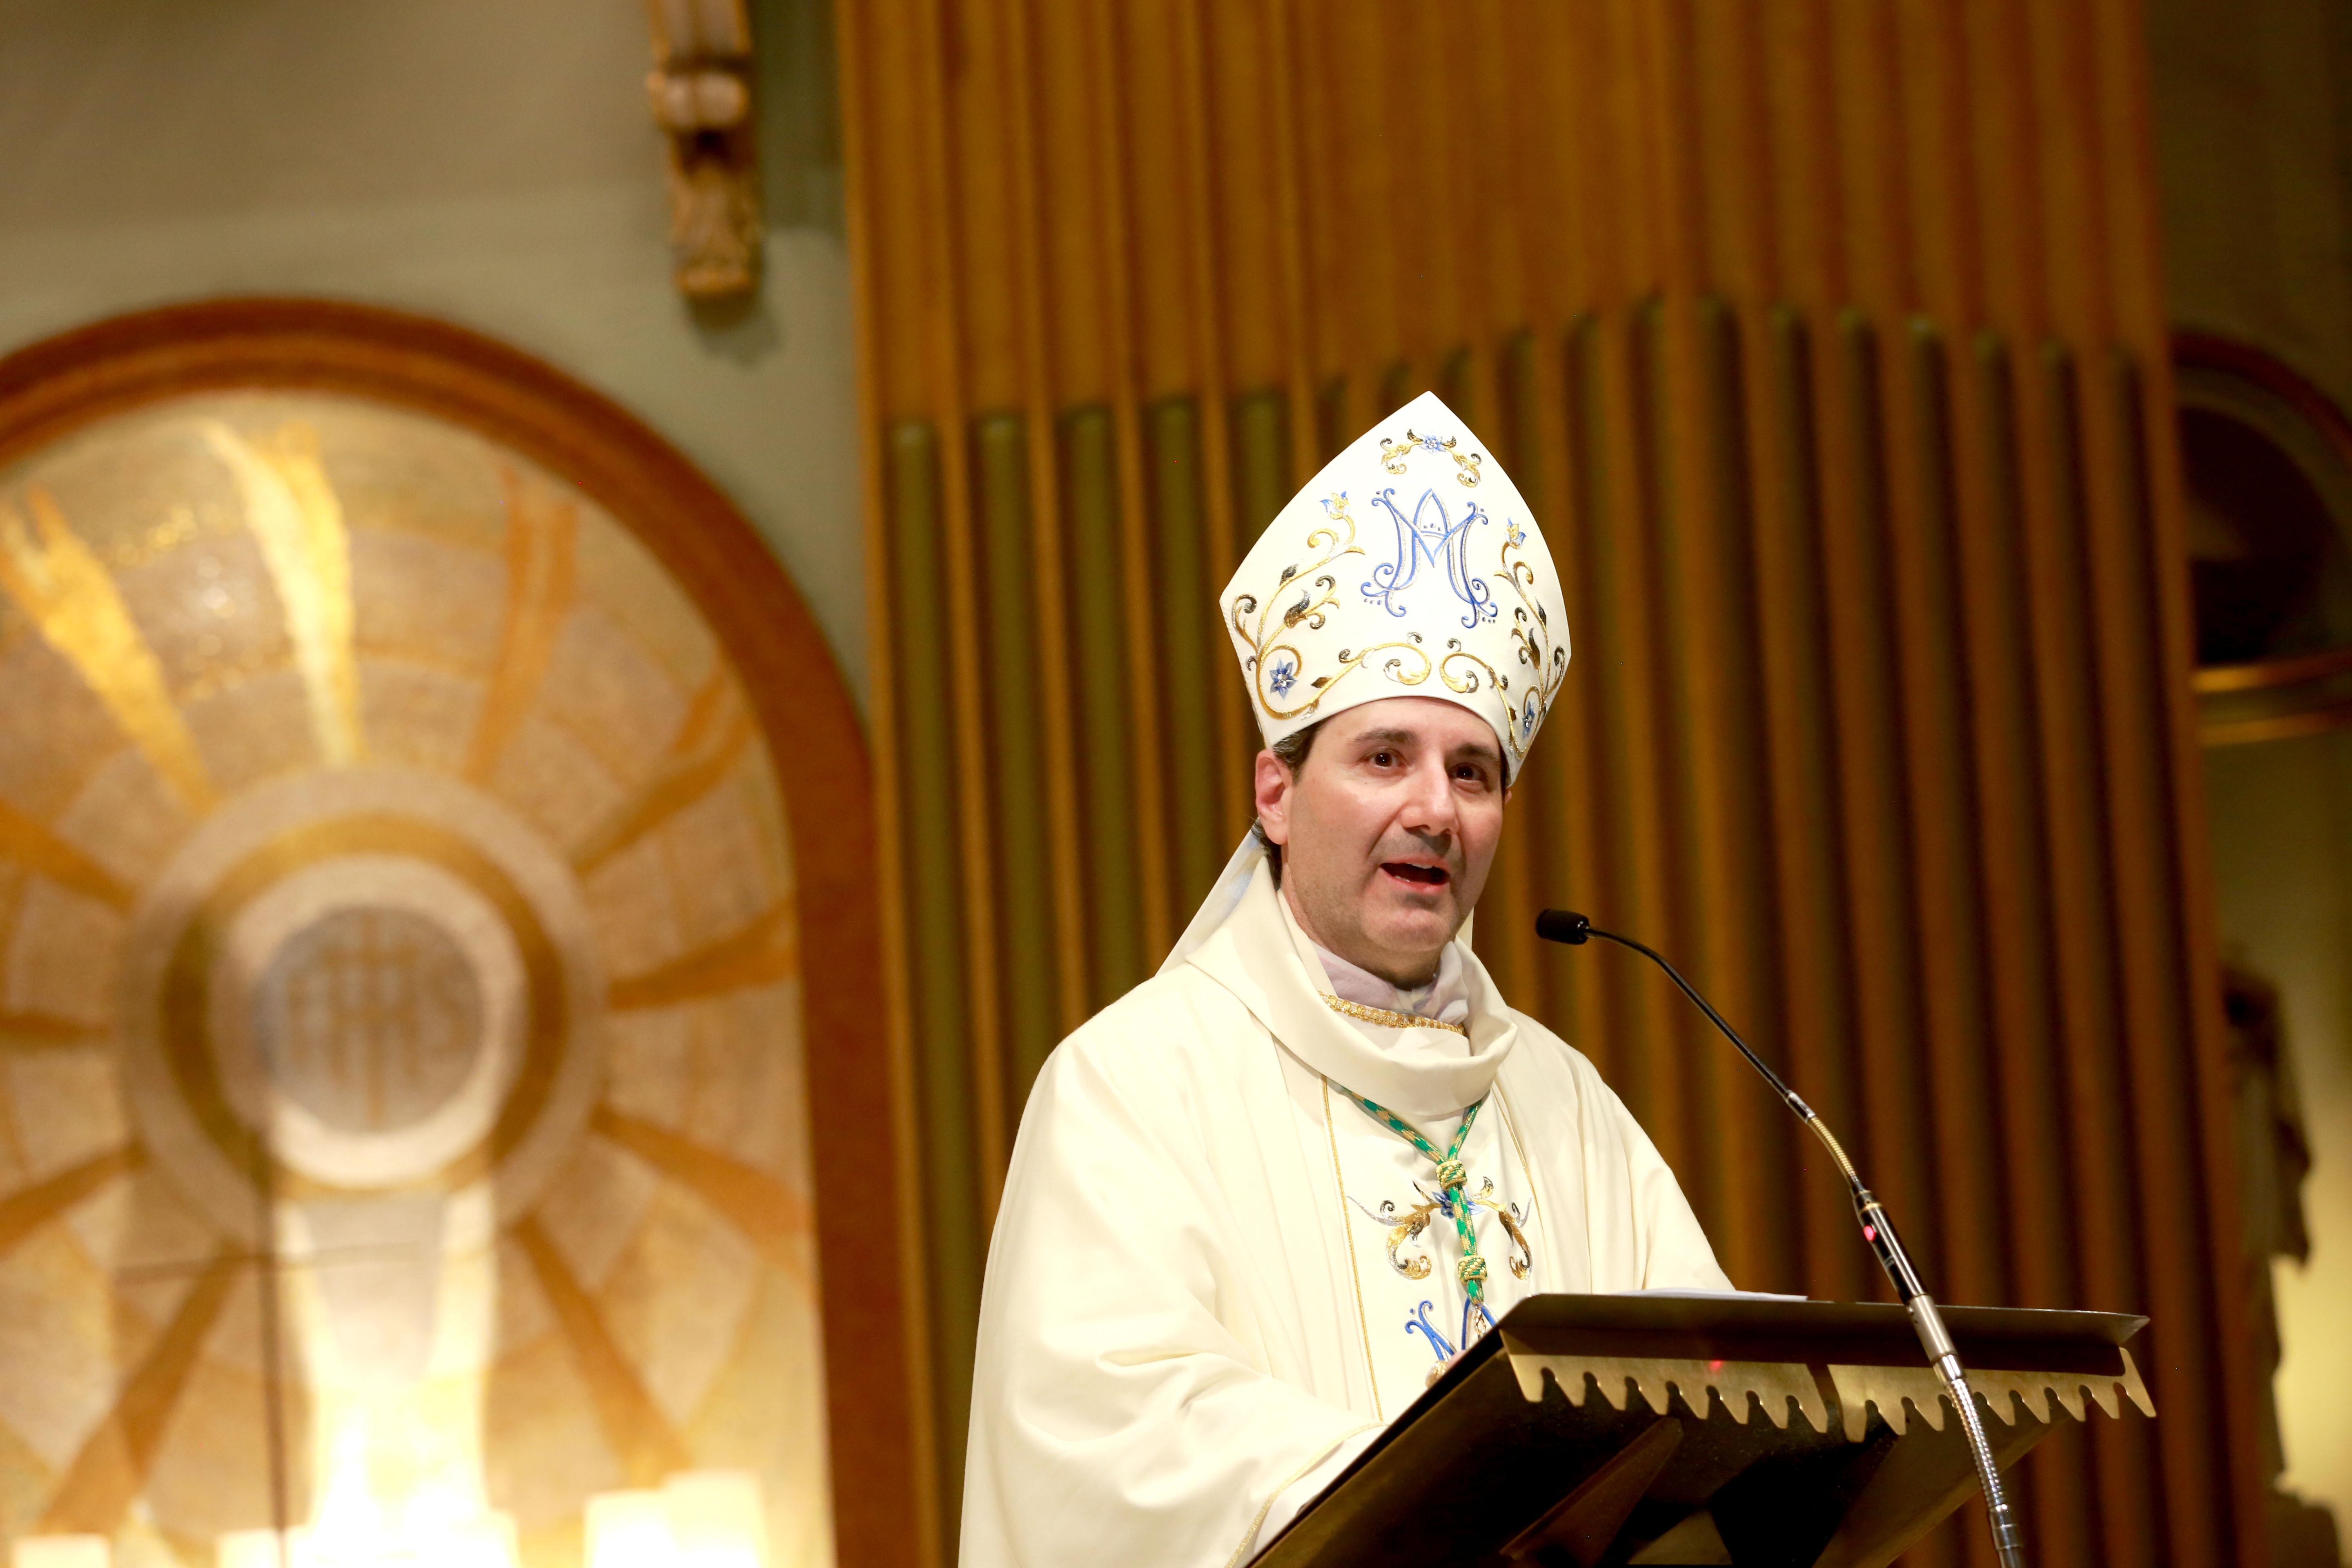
1534 909 1592 945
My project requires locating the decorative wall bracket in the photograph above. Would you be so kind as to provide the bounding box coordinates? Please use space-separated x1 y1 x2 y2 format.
645 0 760 298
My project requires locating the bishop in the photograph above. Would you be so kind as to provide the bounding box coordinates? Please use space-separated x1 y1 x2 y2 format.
961 392 1733 1568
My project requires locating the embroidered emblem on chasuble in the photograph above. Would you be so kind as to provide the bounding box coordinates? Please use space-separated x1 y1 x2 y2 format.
1325 1087 1543 1398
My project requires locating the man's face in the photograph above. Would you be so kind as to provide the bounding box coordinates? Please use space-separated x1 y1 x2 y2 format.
1254 696 1510 987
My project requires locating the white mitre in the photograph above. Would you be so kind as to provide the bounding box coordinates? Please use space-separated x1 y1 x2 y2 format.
1162 390 1571 968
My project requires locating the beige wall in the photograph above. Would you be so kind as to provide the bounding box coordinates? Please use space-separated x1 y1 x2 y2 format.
0 0 867 709
2206 735 2352 1535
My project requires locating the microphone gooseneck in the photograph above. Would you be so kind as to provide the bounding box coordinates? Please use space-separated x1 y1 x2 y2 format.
1536 909 2026 1568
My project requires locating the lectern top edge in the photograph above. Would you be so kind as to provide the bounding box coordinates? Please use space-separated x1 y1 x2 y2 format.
1496 1295 2148 1375
1511 1294 2146 1342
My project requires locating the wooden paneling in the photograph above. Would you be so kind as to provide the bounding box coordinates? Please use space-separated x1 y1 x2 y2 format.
836 3 2263 1564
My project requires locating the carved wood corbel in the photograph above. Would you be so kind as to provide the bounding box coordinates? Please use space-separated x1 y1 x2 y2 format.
645 0 760 298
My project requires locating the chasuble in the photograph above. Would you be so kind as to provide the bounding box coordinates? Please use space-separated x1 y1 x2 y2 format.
959 859 1730 1568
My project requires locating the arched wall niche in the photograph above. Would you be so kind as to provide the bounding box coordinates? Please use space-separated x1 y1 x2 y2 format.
2177 332 2352 746
0 301 923 1568
2176 333 2352 1551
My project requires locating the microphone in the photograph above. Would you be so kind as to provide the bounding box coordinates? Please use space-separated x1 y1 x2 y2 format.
1536 909 2026 1568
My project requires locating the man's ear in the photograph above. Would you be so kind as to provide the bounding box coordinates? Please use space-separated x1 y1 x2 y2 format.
1252 749 1295 845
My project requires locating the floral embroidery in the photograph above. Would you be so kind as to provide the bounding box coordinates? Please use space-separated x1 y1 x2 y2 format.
1350 1193 1437 1280
1423 512 1570 777
1471 1186 1537 1281
1348 1178 1534 1285
1229 493 1437 722
1379 428 1483 487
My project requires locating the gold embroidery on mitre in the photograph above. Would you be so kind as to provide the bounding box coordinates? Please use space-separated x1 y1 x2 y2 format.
1223 404 1571 771
1231 492 1434 726
1380 429 1483 487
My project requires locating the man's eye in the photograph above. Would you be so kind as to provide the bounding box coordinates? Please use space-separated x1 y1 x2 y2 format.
1371 751 1395 766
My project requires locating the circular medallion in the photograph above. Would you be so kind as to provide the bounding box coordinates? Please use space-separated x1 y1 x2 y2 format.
257 905 486 1134
117 765 608 1234
210 855 520 1188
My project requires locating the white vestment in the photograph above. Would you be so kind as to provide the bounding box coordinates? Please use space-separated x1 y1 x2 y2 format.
959 859 1731 1568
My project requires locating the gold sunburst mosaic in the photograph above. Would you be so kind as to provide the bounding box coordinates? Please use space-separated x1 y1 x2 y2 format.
0 394 829 1568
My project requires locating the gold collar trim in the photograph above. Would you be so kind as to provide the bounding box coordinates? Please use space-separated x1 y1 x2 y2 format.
1321 992 1470 1037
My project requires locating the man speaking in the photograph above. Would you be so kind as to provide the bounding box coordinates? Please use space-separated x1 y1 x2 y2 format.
961 394 1731 1568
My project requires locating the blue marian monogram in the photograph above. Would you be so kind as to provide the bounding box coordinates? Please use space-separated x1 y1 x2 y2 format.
1362 486 1499 630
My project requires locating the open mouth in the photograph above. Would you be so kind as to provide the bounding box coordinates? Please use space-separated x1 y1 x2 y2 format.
1381 861 1452 889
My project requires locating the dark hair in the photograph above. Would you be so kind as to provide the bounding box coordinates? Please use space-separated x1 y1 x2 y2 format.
1270 719 1323 777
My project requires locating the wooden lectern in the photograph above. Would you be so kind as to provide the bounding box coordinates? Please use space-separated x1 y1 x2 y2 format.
1256 1295 2154 1568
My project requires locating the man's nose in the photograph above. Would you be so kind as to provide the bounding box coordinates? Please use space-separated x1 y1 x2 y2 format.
1401 758 1459 837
